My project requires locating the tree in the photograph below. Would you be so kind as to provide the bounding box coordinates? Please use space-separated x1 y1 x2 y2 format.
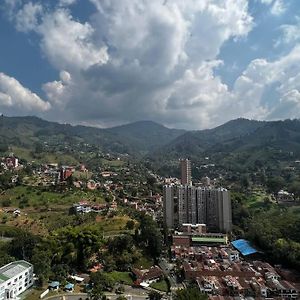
125 220 135 230
31 249 51 280
88 284 104 300
266 176 285 194
148 291 162 300
175 287 208 300
90 271 115 292
9 231 40 261
137 214 162 258
289 181 300 200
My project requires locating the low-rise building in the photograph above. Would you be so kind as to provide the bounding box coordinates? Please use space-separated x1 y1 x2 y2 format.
0 260 34 300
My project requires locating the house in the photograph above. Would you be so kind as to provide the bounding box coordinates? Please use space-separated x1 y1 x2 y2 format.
64 283 74 292
277 190 294 202
48 281 60 291
132 266 164 286
0 260 34 300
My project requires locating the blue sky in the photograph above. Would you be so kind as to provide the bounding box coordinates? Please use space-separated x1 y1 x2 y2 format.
0 0 300 129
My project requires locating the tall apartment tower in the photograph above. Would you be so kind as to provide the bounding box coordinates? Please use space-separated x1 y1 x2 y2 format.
180 159 191 186
163 185 232 233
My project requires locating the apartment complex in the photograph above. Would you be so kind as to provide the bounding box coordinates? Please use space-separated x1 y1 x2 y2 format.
180 159 191 186
163 185 232 232
0 261 34 300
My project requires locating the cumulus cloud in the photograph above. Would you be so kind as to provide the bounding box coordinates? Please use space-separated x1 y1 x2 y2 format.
39 0 253 128
37 9 109 71
271 0 287 16
5 0 300 129
0 73 51 114
42 71 71 107
58 0 78 7
232 45 300 120
275 18 300 46
15 2 43 32
259 0 287 16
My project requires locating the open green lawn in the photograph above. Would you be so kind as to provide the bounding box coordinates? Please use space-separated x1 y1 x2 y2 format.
104 271 134 285
134 253 153 269
0 186 106 208
100 158 125 168
245 190 272 210
11 146 79 165
150 279 169 292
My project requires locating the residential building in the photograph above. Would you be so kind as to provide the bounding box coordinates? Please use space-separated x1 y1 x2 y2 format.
163 185 232 232
0 260 34 300
180 159 191 186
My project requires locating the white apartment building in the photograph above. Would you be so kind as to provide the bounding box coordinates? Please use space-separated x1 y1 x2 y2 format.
0 261 34 300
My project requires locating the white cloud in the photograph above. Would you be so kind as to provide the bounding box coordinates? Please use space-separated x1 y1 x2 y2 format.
276 18 300 46
271 0 287 16
37 9 109 71
259 0 287 16
0 73 51 113
260 0 273 4
232 45 300 120
4 0 300 129
13 0 300 129
15 2 43 32
59 0 78 6
42 71 71 107
39 0 253 128
281 89 300 104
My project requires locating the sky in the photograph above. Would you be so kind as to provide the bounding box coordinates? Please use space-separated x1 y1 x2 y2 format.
0 0 300 130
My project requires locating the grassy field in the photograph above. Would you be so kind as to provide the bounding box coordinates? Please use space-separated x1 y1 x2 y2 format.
134 253 153 269
0 186 106 208
100 158 125 168
150 279 169 292
104 271 134 285
11 146 79 165
245 189 272 210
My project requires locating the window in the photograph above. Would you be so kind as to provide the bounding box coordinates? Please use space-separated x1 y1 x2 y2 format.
19 276 22 279
19 287 22 291
25 272 28 276
14 278 17 282
7 282 11 286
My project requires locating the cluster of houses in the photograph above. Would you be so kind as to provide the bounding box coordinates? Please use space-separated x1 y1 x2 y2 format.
1 156 20 170
122 194 162 220
170 227 299 299
34 164 76 186
71 200 117 215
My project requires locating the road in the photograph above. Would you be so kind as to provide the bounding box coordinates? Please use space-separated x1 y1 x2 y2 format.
159 258 183 291
43 288 149 300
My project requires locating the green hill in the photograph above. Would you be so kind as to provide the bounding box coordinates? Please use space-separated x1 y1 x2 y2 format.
0 116 184 157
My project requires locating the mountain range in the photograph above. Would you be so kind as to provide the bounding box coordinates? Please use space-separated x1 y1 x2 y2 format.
1 115 300 172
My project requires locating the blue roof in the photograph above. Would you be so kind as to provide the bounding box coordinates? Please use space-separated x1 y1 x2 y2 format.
65 283 74 289
231 239 258 256
49 281 60 288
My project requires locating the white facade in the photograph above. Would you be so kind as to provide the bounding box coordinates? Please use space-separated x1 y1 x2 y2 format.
0 261 34 300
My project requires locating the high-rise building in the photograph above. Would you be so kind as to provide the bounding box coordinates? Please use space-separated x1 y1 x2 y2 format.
163 159 232 233
163 185 232 233
180 159 191 186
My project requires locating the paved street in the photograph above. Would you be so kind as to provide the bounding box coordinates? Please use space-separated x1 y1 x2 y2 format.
159 258 183 291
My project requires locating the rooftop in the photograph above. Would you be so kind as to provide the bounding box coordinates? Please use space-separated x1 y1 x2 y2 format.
231 239 258 256
192 236 227 244
0 261 32 283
